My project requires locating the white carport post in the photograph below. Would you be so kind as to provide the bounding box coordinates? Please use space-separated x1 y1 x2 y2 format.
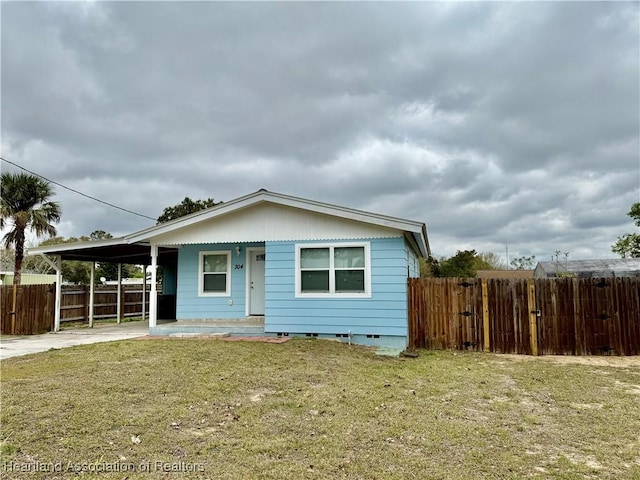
141 264 147 321
54 256 62 332
89 261 95 328
149 245 158 328
116 263 122 324
37 254 62 332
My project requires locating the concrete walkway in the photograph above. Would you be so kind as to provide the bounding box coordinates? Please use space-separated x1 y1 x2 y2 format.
0 321 150 360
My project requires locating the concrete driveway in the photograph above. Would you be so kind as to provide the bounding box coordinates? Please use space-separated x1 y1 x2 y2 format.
0 321 150 360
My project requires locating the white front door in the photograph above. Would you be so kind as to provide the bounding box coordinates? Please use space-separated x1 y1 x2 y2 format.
248 248 265 315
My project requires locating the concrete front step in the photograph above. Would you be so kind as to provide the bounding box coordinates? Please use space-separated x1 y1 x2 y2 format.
374 346 404 357
168 332 230 339
174 317 264 326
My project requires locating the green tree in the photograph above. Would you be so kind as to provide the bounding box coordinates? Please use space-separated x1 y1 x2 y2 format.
510 255 536 270
477 252 505 270
96 262 143 282
419 256 439 278
157 197 220 224
612 203 640 258
1 172 61 287
436 250 492 277
89 230 113 241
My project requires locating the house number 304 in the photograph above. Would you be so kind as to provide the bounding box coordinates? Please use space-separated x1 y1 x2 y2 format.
234 264 244 269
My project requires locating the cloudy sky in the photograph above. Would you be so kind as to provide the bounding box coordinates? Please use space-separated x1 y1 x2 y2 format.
2 1 638 263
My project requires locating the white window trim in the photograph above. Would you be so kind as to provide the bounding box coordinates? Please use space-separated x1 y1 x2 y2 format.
198 250 231 297
295 242 371 298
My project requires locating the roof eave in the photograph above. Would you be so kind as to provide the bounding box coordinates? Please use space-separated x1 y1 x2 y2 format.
27 237 133 256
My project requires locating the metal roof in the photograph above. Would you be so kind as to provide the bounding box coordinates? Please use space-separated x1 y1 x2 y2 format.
535 258 640 278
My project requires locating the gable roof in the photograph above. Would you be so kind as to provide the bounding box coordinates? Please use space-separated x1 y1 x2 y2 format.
28 190 430 261
126 189 430 256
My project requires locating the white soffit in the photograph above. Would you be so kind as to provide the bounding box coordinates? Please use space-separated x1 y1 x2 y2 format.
150 203 402 245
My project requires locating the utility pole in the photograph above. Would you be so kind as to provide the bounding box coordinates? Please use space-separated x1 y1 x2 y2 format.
505 244 509 270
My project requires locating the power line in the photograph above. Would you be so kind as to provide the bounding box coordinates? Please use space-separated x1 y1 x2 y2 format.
1 157 156 221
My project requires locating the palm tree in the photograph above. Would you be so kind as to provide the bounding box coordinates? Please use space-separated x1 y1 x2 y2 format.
1 172 61 323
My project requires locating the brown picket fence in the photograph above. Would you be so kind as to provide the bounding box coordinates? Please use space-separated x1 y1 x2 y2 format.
408 277 640 356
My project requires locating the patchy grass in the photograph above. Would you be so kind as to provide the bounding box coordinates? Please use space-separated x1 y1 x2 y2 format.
1 339 639 479
59 316 145 330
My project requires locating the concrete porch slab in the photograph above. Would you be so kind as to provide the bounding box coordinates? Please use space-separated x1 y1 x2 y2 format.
150 318 269 337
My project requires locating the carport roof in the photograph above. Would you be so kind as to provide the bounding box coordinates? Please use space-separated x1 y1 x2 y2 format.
27 238 178 265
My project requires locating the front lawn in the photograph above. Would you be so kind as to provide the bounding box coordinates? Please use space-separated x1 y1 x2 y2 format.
1 338 639 479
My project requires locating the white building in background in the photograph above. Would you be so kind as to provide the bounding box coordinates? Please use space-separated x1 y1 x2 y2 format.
0 272 57 285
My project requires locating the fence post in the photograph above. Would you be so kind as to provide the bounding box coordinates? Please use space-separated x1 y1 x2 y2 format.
116 264 122 324
482 279 490 351
527 279 538 356
119 284 125 321
572 279 582 355
84 284 90 323
89 262 95 328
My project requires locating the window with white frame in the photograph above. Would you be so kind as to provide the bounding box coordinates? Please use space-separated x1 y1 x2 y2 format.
296 243 370 297
199 251 231 296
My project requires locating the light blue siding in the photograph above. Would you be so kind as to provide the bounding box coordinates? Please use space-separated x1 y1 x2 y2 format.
176 242 263 319
264 237 409 345
174 237 413 348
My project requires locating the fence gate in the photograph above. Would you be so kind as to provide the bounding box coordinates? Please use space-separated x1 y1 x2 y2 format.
487 279 534 354
408 278 483 351
536 277 640 356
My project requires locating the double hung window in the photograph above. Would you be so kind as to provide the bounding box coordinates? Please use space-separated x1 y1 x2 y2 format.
296 243 370 297
199 251 231 296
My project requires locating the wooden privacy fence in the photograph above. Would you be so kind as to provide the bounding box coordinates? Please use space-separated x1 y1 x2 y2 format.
60 285 150 323
408 277 640 356
1 284 151 335
1 284 55 335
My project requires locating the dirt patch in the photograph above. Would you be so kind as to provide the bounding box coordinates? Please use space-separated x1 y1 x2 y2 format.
248 389 276 403
220 336 291 343
497 354 640 368
136 335 291 344
614 380 640 395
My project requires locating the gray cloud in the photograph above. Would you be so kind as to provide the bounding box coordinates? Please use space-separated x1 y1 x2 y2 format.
2 1 638 262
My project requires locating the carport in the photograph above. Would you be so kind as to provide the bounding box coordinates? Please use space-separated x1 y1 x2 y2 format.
27 239 178 332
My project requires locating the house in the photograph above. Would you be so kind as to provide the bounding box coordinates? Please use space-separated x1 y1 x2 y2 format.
28 190 430 349
0 272 57 285
533 258 640 279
